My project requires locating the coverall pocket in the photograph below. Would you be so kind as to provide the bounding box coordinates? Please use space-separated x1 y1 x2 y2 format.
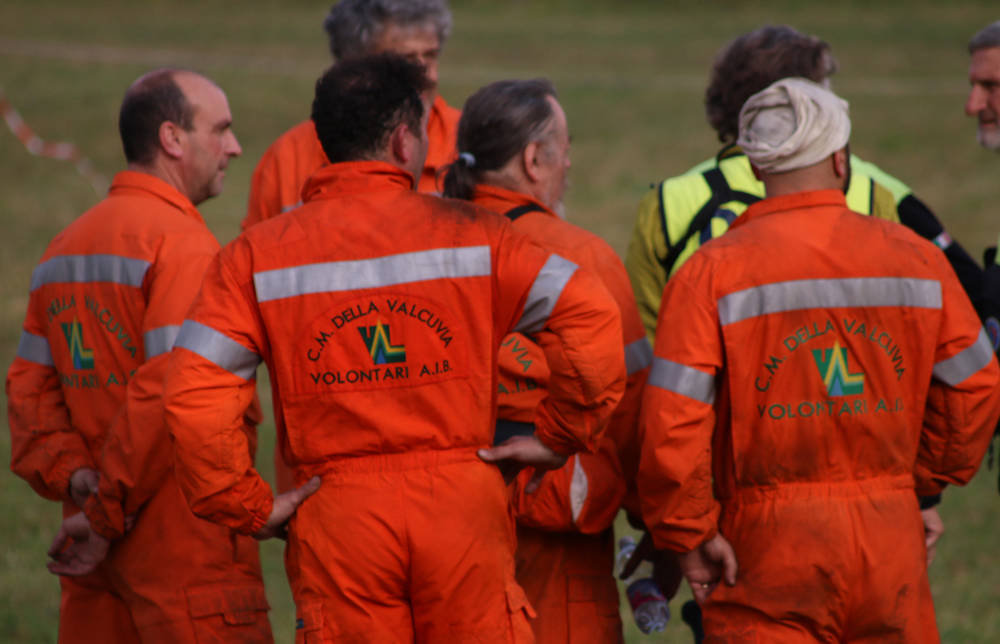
294 601 325 644
185 582 271 644
567 574 623 644
505 582 537 643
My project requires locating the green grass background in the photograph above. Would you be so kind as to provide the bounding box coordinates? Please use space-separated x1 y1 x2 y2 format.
2 0 1000 641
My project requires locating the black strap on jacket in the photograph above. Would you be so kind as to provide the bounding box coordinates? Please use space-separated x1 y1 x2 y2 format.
658 165 760 276
503 203 546 222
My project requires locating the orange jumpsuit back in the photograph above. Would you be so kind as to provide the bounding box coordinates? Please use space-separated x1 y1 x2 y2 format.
638 190 1000 643
472 184 651 643
164 162 626 643
7 171 271 643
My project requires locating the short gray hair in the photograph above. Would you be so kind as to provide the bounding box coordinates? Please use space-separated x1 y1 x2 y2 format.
324 0 452 60
969 20 1000 53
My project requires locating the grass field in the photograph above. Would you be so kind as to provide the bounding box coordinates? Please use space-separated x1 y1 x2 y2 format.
2 0 1000 641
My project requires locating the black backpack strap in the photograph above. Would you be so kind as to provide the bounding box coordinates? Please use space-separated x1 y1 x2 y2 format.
504 203 546 222
658 166 760 276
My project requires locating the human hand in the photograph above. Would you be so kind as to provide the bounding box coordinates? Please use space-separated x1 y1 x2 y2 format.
47 512 110 577
678 533 738 603
68 468 99 510
253 476 321 540
921 507 944 566
478 435 567 492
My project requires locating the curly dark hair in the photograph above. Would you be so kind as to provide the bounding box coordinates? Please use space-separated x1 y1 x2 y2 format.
311 54 431 163
705 25 838 144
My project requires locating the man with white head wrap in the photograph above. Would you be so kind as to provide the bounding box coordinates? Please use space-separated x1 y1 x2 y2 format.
636 77 1000 642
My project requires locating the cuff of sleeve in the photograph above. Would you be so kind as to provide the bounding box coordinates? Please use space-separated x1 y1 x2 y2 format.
84 494 125 541
918 494 943 510
244 495 274 536
53 457 97 503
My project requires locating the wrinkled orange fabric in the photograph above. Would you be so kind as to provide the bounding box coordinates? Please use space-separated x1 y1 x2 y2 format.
7 171 271 643
165 162 626 642
470 185 650 643
639 190 1000 643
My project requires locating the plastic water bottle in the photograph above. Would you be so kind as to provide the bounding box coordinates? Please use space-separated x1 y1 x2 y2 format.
617 535 670 634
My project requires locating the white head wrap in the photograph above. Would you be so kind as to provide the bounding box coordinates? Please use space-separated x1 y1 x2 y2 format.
737 77 851 173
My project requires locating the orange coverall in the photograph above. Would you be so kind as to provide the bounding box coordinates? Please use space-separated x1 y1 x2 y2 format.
7 171 271 643
243 94 459 230
638 189 1000 643
164 161 626 643
472 184 651 643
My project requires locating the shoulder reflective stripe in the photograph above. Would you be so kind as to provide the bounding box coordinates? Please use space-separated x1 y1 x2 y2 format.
649 357 715 404
16 331 54 366
143 325 181 359
174 320 260 380
30 254 151 291
718 277 942 326
513 254 578 335
933 328 995 386
625 337 653 375
569 455 588 524
254 246 491 303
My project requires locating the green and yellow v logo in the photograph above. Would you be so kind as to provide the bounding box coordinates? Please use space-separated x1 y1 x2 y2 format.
61 318 95 370
359 321 406 365
812 340 864 396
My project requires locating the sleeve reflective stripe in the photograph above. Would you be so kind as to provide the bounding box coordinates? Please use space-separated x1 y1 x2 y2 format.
254 246 491 302
625 337 653 375
648 356 715 404
30 254 151 291
569 455 588 524
514 254 578 335
143 325 181 359
932 328 995 386
16 331 54 366
280 201 303 214
174 320 260 380
718 277 942 326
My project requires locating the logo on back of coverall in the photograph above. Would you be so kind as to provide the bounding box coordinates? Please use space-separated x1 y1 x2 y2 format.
61 317 94 369
811 340 864 396
359 321 406 364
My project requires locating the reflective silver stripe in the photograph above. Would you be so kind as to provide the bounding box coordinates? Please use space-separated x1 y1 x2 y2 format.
16 331 54 366
718 277 942 326
143 325 181 359
569 455 588 524
280 201 302 214
648 357 715 404
254 246 491 303
30 254 151 291
625 337 653 375
174 320 260 379
933 328 995 386
514 254 578 334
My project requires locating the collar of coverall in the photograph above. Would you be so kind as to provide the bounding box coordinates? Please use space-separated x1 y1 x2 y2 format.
109 170 204 223
470 183 556 220
729 188 848 232
301 160 415 204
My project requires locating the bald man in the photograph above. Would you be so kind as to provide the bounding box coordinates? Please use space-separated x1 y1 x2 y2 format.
8 70 273 643
637 78 1000 643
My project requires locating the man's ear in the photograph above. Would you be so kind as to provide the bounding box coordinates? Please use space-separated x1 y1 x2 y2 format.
522 141 543 183
159 121 184 160
389 122 412 165
832 147 849 178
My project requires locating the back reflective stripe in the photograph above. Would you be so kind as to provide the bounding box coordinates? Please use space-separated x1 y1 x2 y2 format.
254 246 491 303
933 328 995 386
625 337 654 375
649 357 715 404
718 277 942 326
143 325 181 359
514 254 578 335
174 320 260 380
31 254 150 291
16 331 54 366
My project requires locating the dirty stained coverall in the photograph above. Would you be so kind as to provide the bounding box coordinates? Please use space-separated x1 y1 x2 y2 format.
164 161 626 643
472 183 652 643
638 189 1000 643
7 171 271 643
243 94 459 230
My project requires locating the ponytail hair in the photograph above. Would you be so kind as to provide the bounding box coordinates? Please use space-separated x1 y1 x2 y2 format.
442 78 557 201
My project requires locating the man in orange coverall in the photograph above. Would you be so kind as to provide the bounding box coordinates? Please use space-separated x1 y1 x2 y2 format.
7 70 276 642
637 77 1000 643
244 0 459 231
164 54 626 643
441 78 651 643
